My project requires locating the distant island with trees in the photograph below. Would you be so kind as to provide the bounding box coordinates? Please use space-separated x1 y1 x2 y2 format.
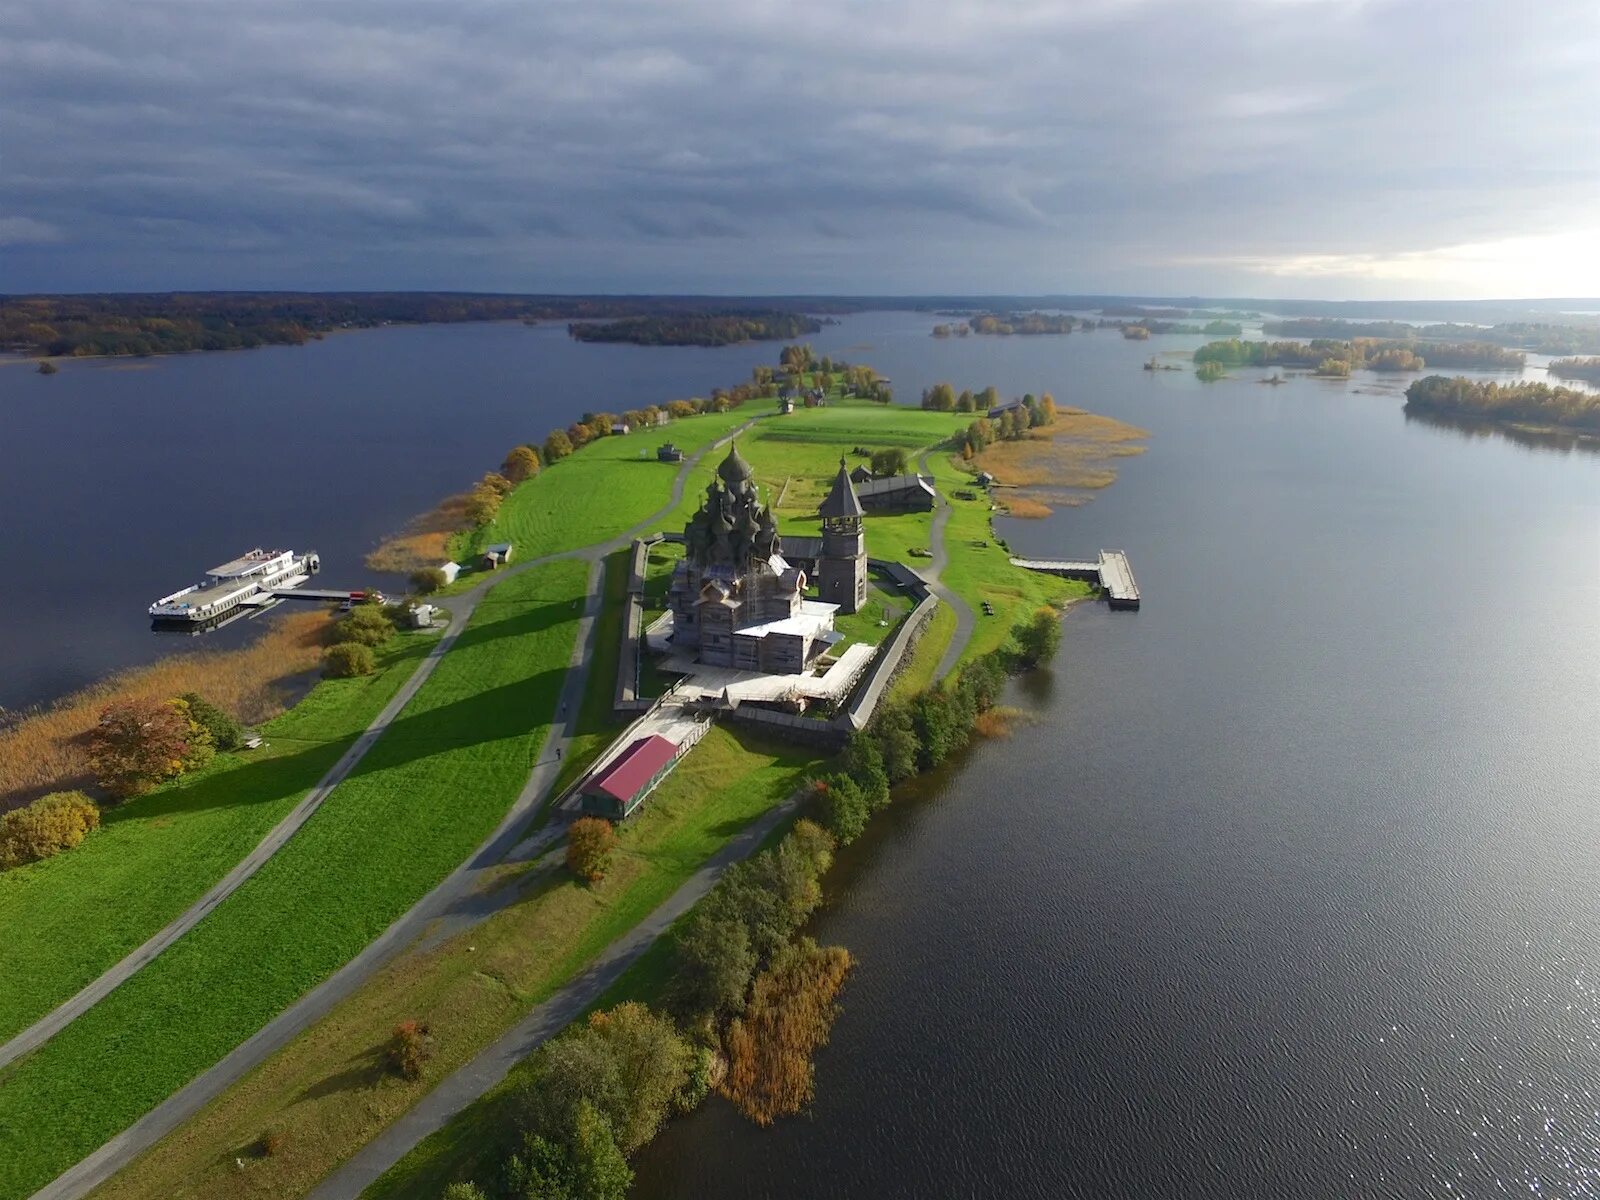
1264 317 1600 357
1404 375 1600 433
0 293 837 360
940 312 1242 338
1546 357 1600 385
1194 337 1526 373
566 311 822 346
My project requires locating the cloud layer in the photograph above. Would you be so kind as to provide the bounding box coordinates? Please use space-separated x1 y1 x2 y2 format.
5 0 1599 296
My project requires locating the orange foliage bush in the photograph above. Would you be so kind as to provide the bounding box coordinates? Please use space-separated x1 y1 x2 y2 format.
720 938 853 1125
385 1019 432 1080
567 816 618 884
0 790 100 869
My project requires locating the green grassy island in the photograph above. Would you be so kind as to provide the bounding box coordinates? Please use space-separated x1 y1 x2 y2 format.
0 353 1135 1200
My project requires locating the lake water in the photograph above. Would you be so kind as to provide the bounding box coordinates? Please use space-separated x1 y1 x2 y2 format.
8 314 1600 1197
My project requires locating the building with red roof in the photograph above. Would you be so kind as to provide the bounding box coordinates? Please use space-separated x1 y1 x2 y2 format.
579 734 681 820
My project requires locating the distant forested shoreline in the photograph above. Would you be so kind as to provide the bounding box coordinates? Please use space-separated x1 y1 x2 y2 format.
0 293 835 359
1264 317 1600 357
1404 374 1600 432
565 311 823 346
1194 337 1525 373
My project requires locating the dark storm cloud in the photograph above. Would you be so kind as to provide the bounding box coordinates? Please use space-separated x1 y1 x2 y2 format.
3 0 1598 294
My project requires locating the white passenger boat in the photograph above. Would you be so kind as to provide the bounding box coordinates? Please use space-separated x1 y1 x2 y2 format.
149 548 321 625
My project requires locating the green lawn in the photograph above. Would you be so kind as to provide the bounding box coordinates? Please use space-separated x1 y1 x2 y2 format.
549 550 629 797
0 562 589 1200
922 450 1092 664
361 727 822 1200
0 631 436 1045
87 728 822 1200
889 601 959 701
458 408 756 565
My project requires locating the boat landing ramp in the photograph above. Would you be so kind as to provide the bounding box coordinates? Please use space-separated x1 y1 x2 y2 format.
1010 549 1140 609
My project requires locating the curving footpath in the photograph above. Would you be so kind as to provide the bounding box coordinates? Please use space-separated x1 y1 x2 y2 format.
916 449 976 681
31 418 761 1200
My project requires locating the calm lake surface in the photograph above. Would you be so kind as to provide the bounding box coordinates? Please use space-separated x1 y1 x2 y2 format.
8 314 1600 1196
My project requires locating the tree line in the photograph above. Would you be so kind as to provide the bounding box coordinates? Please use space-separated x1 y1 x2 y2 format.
567 311 823 347
1264 317 1600 357
432 588 1071 1199
1546 357 1600 385
1194 337 1525 373
0 294 838 359
1403 375 1600 432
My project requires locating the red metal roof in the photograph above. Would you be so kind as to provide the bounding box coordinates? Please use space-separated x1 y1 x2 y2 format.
585 735 679 804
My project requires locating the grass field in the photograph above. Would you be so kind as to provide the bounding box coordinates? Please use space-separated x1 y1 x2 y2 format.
549 550 629 798
90 727 822 1200
0 562 588 1200
0 630 436 1045
922 450 1092 663
888 601 959 701
457 407 756 566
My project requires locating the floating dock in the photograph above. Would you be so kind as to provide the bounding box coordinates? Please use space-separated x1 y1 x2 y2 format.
1010 549 1140 609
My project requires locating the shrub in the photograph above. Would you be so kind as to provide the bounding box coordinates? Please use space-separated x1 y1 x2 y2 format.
179 691 244 751
89 697 193 800
666 910 756 1022
255 1128 287 1157
385 1019 432 1080
515 1003 692 1157
504 1101 632 1200
324 642 376 678
567 816 617 884
410 567 448 595
1014 606 1062 667
0 791 100 869
442 1183 487 1200
502 445 541 483
841 733 890 811
464 484 503 525
478 471 514 497
816 774 868 845
336 604 394 647
869 447 909 476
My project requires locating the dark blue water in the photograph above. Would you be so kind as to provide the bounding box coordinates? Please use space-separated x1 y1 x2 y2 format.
0 322 815 711
626 316 1600 1199
8 314 1600 1198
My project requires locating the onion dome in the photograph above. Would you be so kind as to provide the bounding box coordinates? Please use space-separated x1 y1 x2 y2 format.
717 441 755 485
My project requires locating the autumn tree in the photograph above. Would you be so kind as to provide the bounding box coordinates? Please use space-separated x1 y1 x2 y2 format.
89 697 194 800
0 791 100 869
385 1019 432 1080
464 484 502 525
503 1101 632 1200
920 382 957 411
502 445 541 483
566 816 617 884
544 429 574 463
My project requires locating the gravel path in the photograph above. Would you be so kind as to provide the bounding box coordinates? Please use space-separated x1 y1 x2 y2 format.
917 449 976 681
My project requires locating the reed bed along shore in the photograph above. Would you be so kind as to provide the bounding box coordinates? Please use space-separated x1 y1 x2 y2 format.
365 492 474 574
0 611 332 811
975 407 1147 517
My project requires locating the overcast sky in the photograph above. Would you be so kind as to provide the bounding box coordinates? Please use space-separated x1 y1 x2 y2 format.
5 0 1599 298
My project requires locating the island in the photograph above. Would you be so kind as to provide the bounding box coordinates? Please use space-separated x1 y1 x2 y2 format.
0 348 1146 1200
566 310 823 346
1403 374 1600 434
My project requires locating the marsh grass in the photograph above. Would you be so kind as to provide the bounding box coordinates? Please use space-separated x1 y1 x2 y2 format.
0 611 333 811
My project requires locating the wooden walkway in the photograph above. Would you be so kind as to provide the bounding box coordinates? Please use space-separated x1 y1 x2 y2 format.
1010 549 1140 609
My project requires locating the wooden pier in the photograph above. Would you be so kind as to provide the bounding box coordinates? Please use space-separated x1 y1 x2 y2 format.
1010 550 1140 609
